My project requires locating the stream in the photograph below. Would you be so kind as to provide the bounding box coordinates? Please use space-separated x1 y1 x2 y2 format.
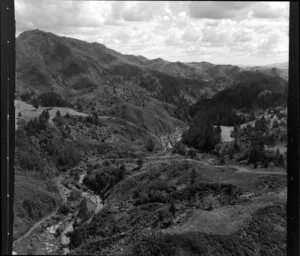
13 169 105 255
59 171 103 255
13 128 184 255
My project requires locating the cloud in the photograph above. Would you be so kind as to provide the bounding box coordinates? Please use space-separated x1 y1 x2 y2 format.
251 3 288 19
164 27 183 46
15 1 289 66
188 2 254 20
201 20 236 46
181 25 203 42
233 28 255 42
257 32 281 53
121 2 165 22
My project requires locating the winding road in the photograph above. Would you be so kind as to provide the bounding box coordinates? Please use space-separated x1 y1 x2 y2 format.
13 112 286 254
13 176 70 246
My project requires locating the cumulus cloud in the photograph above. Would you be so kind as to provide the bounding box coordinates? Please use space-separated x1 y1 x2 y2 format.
251 2 287 19
182 25 203 42
15 1 289 65
122 2 165 22
188 2 254 20
233 28 255 43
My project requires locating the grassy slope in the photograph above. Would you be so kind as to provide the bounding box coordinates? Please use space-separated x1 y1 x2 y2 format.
13 104 163 241
70 159 286 255
13 170 61 240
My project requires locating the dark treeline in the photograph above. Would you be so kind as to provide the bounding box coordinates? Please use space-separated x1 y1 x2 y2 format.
182 111 221 151
189 77 287 126
20 90 72 108
190 101 245 126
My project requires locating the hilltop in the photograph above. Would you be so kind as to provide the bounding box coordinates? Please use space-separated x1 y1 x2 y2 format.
17 30 287 106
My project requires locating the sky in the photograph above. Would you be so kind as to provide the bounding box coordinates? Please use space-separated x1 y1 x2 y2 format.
15 1 289 66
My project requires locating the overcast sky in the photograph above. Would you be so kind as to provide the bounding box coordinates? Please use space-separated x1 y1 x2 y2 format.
15 1 289 66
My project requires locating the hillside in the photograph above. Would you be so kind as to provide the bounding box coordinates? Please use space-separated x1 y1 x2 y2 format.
16 30 287 110
69 159 286 256
14 29 287 256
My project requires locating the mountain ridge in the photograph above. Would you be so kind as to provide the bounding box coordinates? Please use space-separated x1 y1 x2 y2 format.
16 29 287 111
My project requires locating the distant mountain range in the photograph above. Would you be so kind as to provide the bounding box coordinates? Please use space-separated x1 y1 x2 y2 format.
16 29 288 110
261 62 288 69
240 62 288 81
239 62 288 69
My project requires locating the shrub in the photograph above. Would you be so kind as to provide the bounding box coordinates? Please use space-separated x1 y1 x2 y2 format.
169 202 176 216
85 111 100 125
58 204 70 215
56 147 82 169
25 116 46 135
112 167 125 183
190 169 197 185
17 150 46 171
254 117 268 132
137 159 143 167
69 189 81 201
103 160 110 167
272 119 279 129
20 90 35 102
31 98 39 109
146 136 155 152
218 155 225 164
172 142 186 156
187 149 197 159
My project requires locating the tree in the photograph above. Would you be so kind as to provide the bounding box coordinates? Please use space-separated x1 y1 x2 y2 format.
56 147 82 169
76 103 83 112
232 124 240 138
278 154 285 167
26 239 35 255
249 111 255 121
172 142 186 155
137 159 143 167
69 189 80 201
216 124 222 134
39 110 50 124
86 111 100 125
218 155 225 164
262 158 269 168
31 97 39 109
247 139 265 166
20 90 35 102
254 117 267 132
187 149 197 159
54 110 64 126
274 149 285 167
146 136 155 152
190 169 197 185
272 119 279 129
182 113 221 151
273 148 281 166
56 110 61 118
58 204 70 215
169 202 176 216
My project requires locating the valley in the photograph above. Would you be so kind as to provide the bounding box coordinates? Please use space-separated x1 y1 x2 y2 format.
13 30 287 256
